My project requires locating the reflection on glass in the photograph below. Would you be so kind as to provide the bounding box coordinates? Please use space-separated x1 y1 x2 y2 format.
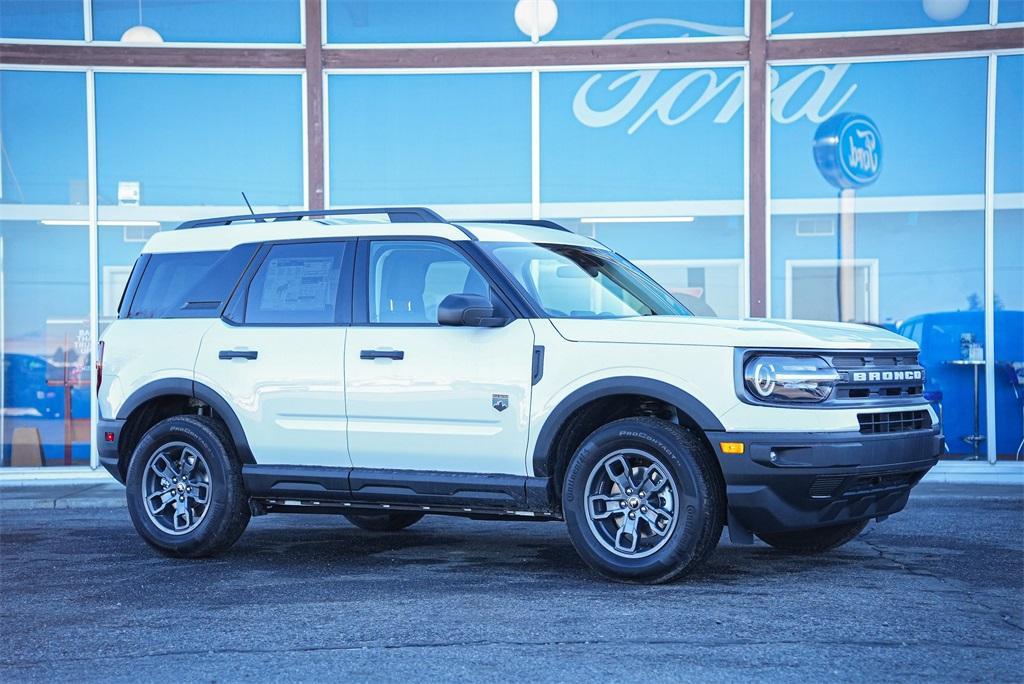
539 65 745 319
999 0 1024 23
772 0 990 34
325 0 744 44
91 0 300 43
573 217 744 319
994 55 1024 460
1 223 91 467
771 57 992 458
540 1 744 41
484 242 691 318
1 71 89 205
327 0 530 43
0 0 84 39
328 73 531 208
541 67 744 204
96 73 304 207
2 71 90 467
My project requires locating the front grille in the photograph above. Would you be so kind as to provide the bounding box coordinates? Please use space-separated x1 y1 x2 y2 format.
807 469 926 500
808 475 845 499
858 410 932 435
845 471 918 496
829 351 925 405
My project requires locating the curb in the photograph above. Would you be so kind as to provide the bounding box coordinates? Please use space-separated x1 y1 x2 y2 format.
0 483 127 511
0 498 127 511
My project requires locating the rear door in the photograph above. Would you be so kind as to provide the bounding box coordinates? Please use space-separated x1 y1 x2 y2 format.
194 239 354 467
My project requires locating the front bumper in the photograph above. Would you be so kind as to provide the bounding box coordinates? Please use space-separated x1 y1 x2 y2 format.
708 426 942 535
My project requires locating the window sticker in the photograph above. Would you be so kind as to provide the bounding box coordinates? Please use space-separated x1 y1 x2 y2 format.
258 256 337 312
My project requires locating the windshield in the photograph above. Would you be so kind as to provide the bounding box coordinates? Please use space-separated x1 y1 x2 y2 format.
483 242 691 319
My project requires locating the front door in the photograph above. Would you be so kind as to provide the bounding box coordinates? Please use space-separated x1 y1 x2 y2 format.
344 239 535 475
195 240 353 467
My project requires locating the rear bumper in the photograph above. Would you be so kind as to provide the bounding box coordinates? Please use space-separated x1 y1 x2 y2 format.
97 418 126 484
708 427 942 534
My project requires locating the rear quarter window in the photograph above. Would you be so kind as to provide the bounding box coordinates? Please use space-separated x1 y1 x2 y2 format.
127 244 258 319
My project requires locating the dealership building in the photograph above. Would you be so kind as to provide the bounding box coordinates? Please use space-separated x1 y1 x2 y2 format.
0 0 1022 478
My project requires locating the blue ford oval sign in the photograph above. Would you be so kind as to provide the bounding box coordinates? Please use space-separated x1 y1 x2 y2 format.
813 113 882 190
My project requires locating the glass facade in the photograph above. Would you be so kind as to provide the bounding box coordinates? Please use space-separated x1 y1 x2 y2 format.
328 72 531 208
91 0 301 43
1 0 1022 472
540 66 746 318
994 54 1024 462
1 70 91 467
324 0 745 44
772 0 991 34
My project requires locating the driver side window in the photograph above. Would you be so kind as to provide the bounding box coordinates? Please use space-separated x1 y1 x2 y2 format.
367 241 491 324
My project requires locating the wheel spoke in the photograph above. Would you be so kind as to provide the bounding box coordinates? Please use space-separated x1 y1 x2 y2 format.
178 447 199 478
146 487 176 515
186 481 210 505
604 455 634 493
638 466 669 496
149 452 178 485
614 515 640 554
639 504 673 537
172 497 192 531
588 494 627 521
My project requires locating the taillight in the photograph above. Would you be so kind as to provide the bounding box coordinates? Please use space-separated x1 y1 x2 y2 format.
96 340 105 396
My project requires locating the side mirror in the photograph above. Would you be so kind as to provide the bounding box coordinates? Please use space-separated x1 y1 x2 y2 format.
438 293 508 327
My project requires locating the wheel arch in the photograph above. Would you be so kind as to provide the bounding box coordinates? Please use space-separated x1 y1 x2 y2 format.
113 378 254 480
532 377 726 505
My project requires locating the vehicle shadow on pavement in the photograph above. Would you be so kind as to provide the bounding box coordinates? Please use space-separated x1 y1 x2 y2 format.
222 515 882 587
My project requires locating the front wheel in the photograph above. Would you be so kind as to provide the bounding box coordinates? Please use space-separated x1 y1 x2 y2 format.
562 417 724 584
343 511 424 532
756 520 868 553
125 415 250 558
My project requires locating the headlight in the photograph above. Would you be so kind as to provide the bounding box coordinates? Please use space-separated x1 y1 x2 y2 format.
743 355 840 403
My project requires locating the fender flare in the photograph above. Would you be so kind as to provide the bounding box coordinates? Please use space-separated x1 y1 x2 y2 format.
531 377 725 478
115 378 255 464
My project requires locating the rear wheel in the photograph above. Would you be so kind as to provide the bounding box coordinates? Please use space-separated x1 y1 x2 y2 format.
126 415 250 558
756 520 868 553
344 511 424 532
562 417 724 584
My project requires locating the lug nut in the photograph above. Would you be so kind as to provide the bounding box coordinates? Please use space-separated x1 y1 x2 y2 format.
628 512 636 519
641 506 648 513
626 488 633 495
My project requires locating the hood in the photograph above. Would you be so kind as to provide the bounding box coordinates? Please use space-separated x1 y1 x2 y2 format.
550 316 917 350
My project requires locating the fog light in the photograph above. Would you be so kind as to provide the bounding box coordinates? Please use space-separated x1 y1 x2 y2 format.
720 441 745 454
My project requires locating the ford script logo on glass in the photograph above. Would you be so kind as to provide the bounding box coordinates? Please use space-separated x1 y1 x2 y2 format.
813 113 883 190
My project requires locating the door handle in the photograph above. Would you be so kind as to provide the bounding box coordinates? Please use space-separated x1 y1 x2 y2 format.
360 349 405 360
219 350 258 360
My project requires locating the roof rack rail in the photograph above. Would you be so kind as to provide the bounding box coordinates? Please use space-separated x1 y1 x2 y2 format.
461 219 573 233
176 207 445 230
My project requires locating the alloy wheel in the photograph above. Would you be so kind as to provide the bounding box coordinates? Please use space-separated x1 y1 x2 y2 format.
584 448 681 558
141 441 212 535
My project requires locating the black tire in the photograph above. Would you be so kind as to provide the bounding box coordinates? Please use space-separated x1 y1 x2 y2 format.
756 520 868 553
125 415 250 558
561 417 724 584
343 511 425 532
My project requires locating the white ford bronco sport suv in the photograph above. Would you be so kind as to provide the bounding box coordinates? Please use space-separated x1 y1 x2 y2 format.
97 207 942 583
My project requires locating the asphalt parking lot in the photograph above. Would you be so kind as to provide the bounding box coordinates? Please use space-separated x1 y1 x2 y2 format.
1 483 1021 682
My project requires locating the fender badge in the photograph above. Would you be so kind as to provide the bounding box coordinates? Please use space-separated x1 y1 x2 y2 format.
492 394 509 412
